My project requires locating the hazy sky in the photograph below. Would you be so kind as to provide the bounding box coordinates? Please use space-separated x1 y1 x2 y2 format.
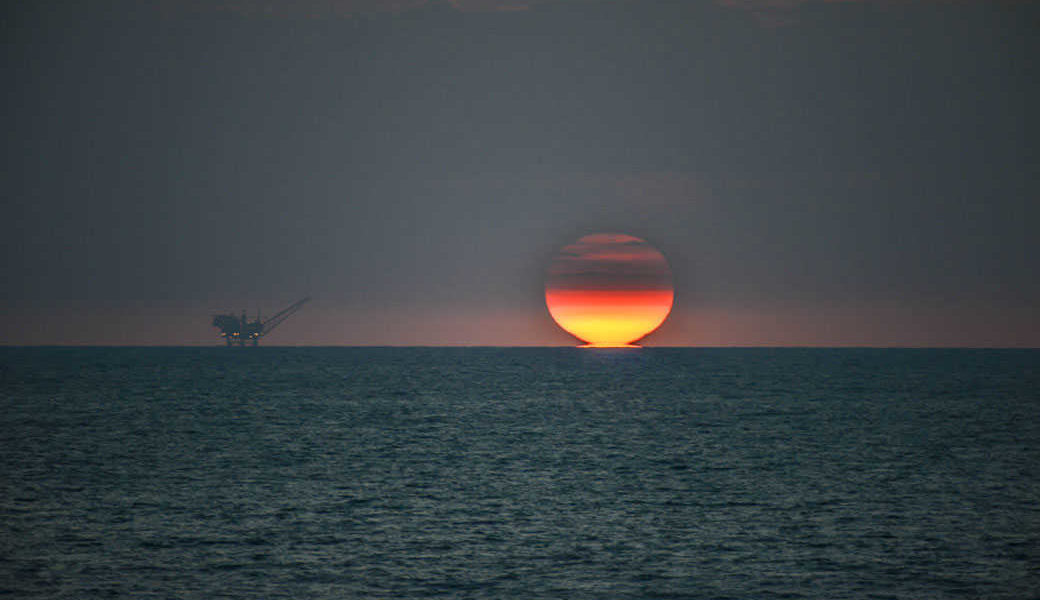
3 0 1038 346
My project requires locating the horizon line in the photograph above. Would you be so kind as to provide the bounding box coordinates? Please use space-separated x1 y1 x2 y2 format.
2 344 1038 350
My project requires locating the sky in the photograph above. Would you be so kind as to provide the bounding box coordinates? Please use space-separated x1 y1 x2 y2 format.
2 0 1038 346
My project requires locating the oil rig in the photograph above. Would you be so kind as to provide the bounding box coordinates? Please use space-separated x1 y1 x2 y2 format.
212 297 310 346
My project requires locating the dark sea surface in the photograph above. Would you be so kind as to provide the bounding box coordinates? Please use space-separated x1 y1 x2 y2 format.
1 347 1038 599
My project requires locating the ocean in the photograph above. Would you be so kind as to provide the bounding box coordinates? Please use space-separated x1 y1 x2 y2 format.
1 347 1038 599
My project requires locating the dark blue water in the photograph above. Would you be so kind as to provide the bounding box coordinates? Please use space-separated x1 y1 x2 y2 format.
1 347 1038 598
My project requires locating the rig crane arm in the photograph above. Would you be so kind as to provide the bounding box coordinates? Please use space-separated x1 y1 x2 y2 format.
260 297 310 337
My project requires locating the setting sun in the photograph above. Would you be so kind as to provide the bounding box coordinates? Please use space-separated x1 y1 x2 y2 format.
545 234 674 347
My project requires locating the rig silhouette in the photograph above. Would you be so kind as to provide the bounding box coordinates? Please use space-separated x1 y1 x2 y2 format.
212 297 310 346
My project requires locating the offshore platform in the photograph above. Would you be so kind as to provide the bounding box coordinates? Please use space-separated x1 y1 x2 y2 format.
212 297 310 346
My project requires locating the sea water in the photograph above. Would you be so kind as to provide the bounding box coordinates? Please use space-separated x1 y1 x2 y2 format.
1 347 1038 599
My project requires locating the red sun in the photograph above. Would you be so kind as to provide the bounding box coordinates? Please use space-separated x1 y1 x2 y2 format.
545 233 674 347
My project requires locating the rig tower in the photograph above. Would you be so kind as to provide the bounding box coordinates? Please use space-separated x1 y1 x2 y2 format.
212 297 310 346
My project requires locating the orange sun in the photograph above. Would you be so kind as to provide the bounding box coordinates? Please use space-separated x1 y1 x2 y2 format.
545 233 674 347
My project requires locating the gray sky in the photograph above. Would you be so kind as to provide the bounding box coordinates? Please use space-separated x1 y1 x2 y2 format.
3 0 1038 346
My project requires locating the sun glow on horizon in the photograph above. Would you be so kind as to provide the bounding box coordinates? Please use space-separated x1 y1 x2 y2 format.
545 234 675 347
546 289 674 347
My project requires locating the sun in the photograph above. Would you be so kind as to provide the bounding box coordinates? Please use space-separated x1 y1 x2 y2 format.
545 233 674 347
